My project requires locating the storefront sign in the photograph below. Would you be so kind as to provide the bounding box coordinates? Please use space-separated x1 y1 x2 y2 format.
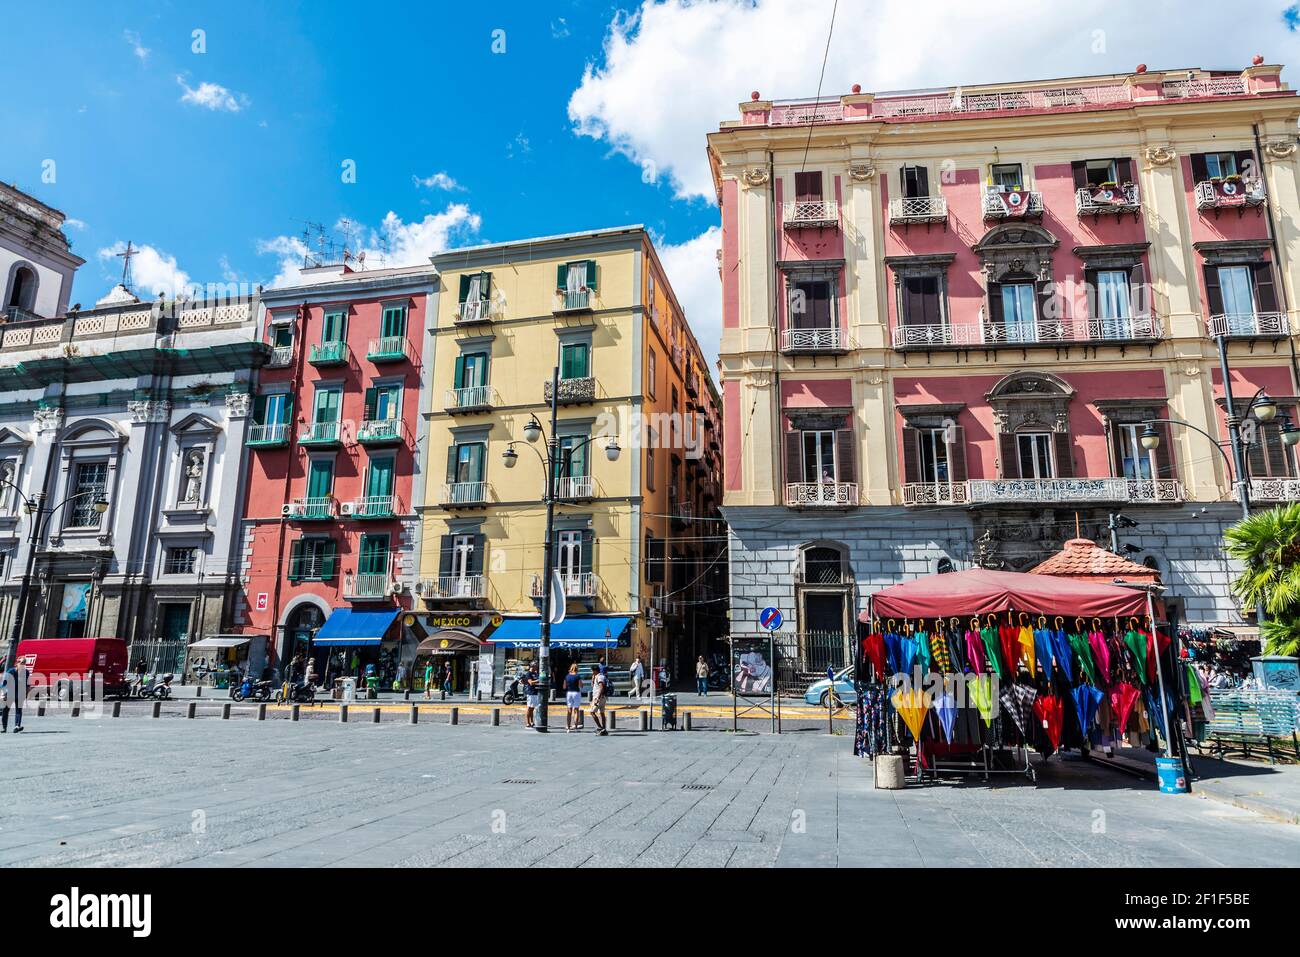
255 593 269 612
477 657 494 695
416 612 500 639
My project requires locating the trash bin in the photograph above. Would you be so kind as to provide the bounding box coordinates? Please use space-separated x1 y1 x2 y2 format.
660 692 678 730
1155 756 1189 794
366 675 379 699
340 677 357 703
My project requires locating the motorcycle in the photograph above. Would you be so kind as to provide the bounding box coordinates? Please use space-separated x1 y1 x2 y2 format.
138 673 173 700
230 675 274 702
274 681 317 704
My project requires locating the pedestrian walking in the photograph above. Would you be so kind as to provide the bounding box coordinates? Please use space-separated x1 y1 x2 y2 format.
1 663 26 733
563 663 583 732
695 656 709 696
442 661 453 699
423 660 435 701
629 655 645 700
524 661 541 728
589 662 608 736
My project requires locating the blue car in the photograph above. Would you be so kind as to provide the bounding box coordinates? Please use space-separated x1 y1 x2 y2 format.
803 667 857 706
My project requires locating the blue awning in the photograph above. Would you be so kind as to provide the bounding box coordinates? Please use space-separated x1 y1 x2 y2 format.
486 616 631 649
312 608 401 647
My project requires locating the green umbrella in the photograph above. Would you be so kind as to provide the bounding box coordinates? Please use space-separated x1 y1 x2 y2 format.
1123 628 1148 685
1067 631 1098 685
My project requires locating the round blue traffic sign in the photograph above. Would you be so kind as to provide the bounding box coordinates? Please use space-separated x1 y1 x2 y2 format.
759 607 783 631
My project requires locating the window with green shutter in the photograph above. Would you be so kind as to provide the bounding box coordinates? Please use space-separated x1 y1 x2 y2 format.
322 310 346 344
307 458 334 498
381 305 407 338
560 342 590 380
455 352 489 389
313 387 340 424
366 456 394 497
359 533 390 576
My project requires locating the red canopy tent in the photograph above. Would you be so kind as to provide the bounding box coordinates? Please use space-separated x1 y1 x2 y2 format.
863 567 1150 621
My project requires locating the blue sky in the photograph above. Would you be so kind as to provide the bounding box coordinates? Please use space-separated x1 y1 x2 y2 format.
5 1 1299 368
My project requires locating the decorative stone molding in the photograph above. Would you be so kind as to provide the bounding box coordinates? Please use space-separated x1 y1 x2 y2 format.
1144 146 1176 167
973 224 1058 283
742 167 770 187
224 391 252 418
1263 139 1297 160
33 407 64 433
847 164 876 182
985 371 1074 434
128 400 171 424
1183 364 1203 377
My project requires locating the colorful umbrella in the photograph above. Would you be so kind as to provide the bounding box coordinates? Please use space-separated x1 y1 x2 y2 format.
884 632 905 674
899 634 919 673
930 631 953 673
1050 628 1073 684
1017 624 1036 675
1033 626 1054 680
970 674 997 725
916 630 934 674
862 632 887 679
981 625 1005 679
998 624 1019 676
1071 684 1103 736
1032 694 1064 753
1088 630 1111 684
934 692 958 742
1144 629 1170 686
1123 628 1148 685
1068 632 1097 685
891 687 931 742
1000 683 1038 739
1109 681 1140 733
964 628 986 674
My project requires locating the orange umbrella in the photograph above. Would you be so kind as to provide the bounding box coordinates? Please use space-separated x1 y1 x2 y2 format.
891 687 931 742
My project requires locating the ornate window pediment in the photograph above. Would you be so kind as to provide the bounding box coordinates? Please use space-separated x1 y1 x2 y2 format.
986 371 1073 434
973 223 1059 283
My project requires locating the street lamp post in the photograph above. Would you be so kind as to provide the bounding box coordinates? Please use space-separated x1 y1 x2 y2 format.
2 484 110 670
502 366 621 732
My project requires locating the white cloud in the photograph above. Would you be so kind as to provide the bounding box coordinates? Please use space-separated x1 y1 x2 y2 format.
97 241 192 300
412 171 463 191
569 0 1294 202
551 18 571 39
123 29 150 63
258 203 483 288
177 76 247 112
63 218 87 231
657 226 722 371
219 255 239 283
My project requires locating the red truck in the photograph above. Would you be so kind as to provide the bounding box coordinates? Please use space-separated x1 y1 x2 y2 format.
14 638 129 698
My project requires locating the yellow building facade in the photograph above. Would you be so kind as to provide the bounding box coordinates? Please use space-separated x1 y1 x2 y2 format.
418 226 723 689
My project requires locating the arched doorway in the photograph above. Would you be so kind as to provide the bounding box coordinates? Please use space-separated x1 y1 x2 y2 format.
283 603 325 670
795 543 853 675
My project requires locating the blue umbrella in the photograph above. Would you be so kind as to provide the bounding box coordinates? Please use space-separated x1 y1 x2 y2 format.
934 692 958 742
1033 627 1055 680
1050 628 1074 684
1071 684 1103 735
898 634 920 673
884 632 904 674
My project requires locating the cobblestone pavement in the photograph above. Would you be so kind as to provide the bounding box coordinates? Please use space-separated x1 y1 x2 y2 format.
2 716 1297 868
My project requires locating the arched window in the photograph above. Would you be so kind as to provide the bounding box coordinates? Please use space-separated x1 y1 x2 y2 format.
802 546 844 584
6 265 38 313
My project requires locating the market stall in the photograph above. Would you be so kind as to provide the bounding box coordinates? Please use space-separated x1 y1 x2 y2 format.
858 568 1178 785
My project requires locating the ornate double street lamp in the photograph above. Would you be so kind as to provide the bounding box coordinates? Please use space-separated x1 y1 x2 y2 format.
0 483 109 669
502 365 620 731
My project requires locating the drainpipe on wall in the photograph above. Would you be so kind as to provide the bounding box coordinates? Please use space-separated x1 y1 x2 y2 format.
1254 123 1300 393
769 151 783 495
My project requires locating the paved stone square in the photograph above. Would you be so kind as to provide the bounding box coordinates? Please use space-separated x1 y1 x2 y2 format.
2 715 1298 867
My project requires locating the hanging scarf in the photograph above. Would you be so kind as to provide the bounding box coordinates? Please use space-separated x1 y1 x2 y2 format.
1068 632 1098 686
964 629 986 674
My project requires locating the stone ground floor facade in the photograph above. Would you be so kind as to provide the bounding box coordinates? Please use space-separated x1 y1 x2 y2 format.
724 503 1245 657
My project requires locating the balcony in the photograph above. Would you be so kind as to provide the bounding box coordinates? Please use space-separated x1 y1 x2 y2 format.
345 573 390 601
1206 312 1289 340
357 417 403 446
456 299 494 324
888 195 948 225
1195 179 1266 212
1075 184 1141 217
982 189 1044 220
531 572 599 599
963 478 1184 505
555 475 594 501
785 482 859 508
267 345 294 368
308 341 349 367
420 575 486 601
1250 478 1300 502
345 495 401 520
445 385 496 412
781 326 845 354
441 481 488 508
685 370 699 397
299 421 341 447
367 336 413 364
246 423 289 447
543 376 596 405
554 289 592 313
287 496 336 521
782 199 839 229
901 482 972 506
893 316 1162 350
672 503 694 530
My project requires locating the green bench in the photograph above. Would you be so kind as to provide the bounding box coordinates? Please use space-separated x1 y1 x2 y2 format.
1201 690 1300 764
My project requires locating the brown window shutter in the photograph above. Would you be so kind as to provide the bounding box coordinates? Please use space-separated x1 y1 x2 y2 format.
915 165 930 197
1246 425 1267 480
1190 153 1209 183
1116 158 1134 183
1252 262 1279 313
1153 423 1175 480
901 426 920 484
784 430 803 485
1203 265 1225 316
1071 161 1088 190
948 426 968 482
1053 432 1075 478
999 433 1020 479
1129 260 1148 317
835 429 856 484
794 171 823 202
987 283 1004 328
1083 268 1098 321
1235 150 1257 177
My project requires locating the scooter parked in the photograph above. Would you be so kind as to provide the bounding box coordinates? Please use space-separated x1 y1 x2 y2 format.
138 673 173 700
274 681 317 705
230 675 274 702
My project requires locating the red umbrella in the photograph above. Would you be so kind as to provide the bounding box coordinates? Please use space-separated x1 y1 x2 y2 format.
1109 682 1140 734
999 624 1019 675
1032 694 1064 753
862 632 887 678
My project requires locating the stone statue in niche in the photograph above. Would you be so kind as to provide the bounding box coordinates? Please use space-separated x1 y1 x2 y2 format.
182 449 205 503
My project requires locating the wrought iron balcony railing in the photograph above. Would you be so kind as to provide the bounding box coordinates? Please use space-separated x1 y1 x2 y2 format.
367 336 412 363
901 482 971 506
1194 179 1266 211
347 495 400 520
965 478 1184 504
554 289 592 313
268 345 294 367
782 200 839 228
1074 183 1140 216
1206 312 1289 339
299 421 341 446
441 481 488 507
308 341 349 366
781 326 844 353
247 423 289 447
543 376 596 404
555 475 594 500
357 417 402 445
421 575 486 600
530 572 599 599
982 189 1044 219
1250 478 1300 502
785 482 859 508
288 496 336 520
888 195 948 224
457 299 493 323
893 315 1161 349
345 573 390 600
445 385 496 411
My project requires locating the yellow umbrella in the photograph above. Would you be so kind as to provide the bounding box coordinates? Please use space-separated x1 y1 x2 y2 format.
970 674 997 726
892 686 932 742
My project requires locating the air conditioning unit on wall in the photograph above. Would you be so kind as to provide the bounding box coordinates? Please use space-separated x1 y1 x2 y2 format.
389 580 406 596
339 501 356 516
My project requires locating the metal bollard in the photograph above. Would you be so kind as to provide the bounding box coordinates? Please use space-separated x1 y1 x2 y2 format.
257 703 267 721
71 702 80 718
684 711 692 731
609 710 617 730
112 701 121 718
186 701 196 719
372 707 381 724
291 704 300 722
491 707 500 726
222 703 231 720
195 686 202 698
404 690 411 701
449 707 459 725
339 704 349 723
153 701 162 719
639 709 649 731
37 701 46 717
409 704 419 725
